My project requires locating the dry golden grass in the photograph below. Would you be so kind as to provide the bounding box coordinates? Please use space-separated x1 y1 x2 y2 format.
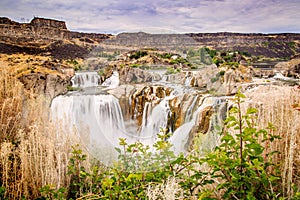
0 61 86 199
0 62 23 142
0 53 65 78
244 85 300 198
147 177 184 200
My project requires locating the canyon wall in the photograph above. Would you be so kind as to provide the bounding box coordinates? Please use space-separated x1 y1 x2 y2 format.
104 32 300 58
0 17 111 42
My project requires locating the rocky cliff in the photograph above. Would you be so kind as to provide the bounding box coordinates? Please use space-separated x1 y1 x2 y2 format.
0 17 111 59
0 17 111 98
103 32 300 59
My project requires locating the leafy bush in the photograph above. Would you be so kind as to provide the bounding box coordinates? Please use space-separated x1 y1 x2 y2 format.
210 76 219 83
165 67 181 75
129 51 148 59
219 70 225 76
37 89 286 199
205 47 217 58
129 63 142 68
203 89 282 199
66 85 79 91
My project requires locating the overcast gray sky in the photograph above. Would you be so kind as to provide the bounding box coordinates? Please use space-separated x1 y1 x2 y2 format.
1 0 299 34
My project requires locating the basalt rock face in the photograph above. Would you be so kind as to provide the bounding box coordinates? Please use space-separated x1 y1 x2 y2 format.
130 85 172 126
18 73 71 99
118 66 161 84
186 64 253 95
105 32 300 59
187 32 300 58
0 17 111 59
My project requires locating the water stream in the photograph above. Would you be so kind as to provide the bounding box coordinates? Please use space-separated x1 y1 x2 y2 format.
51 71 228 163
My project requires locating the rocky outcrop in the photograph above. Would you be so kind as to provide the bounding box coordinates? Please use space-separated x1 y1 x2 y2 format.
118 66 161 84
18 73 70 99
169 94 201 130
0 17 111 42
185 64 253 95
188 33 300 58
274 58 300 78
0 17 111 59
130 85 172 125
103 31 300 59
30 17 67 29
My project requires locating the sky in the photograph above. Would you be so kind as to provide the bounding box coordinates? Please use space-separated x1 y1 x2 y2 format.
1 0 300 34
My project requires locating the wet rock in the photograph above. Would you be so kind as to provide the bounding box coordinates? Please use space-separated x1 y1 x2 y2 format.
107 84 136 121
130 85 171 126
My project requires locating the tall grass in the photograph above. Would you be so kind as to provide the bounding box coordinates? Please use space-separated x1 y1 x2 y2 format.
244 85 300 198
1 59 300 199
0 64 23 143
0 62 83 199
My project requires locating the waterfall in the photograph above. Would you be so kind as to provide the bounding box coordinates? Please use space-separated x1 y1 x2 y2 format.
139 98 171 139
185 76 192 86
184 95 199 122
71 71 100 88
52 71 229 163
102 71 120 89
169 96 227 155
51 93 135 163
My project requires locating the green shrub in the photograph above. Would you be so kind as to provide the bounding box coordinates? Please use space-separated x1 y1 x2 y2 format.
219 70 225 76
37 90 288 199
165 67 181 75
129 51 148 59
66 85 79 91
210 76 219 83
203 88 282 199
129 63 142 68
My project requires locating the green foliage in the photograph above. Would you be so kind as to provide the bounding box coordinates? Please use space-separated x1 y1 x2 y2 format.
66 59 78 65
129 51 148 59
158 52 173 59
210 76 219 83
288 41 296 49
103 131 179 199
239 51 252 57
213 57 223 67
0 186 6 200
205 47 217 58
67 59 81 71
226 61 239 68
37 90 289 199
97 69 104 76
203 88 282 199
219 70 225 76
165 67 181 75
188 48 213 65
73 64 82 71
129 63 142 68
66 85 79 91
38 185 66 200
170 57 191 66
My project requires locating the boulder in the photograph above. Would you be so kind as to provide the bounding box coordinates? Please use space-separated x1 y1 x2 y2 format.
19 73 70 99
118 66 161 84
274 58 300 78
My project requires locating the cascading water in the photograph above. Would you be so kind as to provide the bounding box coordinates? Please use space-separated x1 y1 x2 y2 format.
102 70 120 89
139 98 171 139
71 71 100 88
51 70 228 163
169 96 227 154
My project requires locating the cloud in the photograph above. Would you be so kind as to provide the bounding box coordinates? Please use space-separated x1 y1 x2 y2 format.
0 0 299 33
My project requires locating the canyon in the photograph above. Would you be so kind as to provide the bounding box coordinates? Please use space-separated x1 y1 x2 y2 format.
1 16 300 156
